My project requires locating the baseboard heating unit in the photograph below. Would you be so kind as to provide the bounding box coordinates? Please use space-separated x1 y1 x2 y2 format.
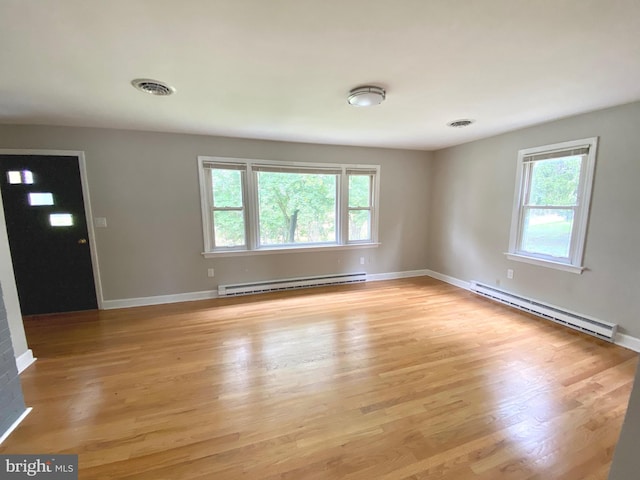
218 272 367 297
469 281 617 342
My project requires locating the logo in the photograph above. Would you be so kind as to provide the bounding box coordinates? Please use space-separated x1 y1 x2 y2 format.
0 455 77 479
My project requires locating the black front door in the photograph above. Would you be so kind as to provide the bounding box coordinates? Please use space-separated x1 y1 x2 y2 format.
0 154 98 315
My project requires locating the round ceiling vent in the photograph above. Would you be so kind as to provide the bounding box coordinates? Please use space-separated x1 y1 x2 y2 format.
131 78 175 96
447 119 474 128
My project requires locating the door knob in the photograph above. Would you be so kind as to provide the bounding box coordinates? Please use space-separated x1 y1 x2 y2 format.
78 238 87 244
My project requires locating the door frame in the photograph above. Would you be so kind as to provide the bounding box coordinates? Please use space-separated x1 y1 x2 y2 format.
0 149 104 310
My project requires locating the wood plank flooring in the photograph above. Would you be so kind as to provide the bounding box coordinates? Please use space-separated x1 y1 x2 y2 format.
1 277 637 479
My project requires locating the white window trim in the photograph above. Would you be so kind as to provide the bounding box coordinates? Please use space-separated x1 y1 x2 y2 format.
202 242 381 258
506 137 598 274
345 171 376 244
198 156 381 256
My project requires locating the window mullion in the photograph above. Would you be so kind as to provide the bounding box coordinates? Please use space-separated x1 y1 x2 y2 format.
339 170 348 245
245 165 258 250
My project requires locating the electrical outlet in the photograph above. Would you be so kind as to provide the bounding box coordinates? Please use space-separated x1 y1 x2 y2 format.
207 268 215 277
360 257 365 265
507 269 514 279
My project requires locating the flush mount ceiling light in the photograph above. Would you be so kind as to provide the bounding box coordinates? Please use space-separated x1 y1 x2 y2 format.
131 78 175 96
348 86 386 107
447 119 475 128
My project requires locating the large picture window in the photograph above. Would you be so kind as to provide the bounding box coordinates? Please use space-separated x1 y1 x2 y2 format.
198 157 379 255
507 137 598 273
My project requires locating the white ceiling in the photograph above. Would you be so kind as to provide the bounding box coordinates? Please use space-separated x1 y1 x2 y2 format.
1 0 639 151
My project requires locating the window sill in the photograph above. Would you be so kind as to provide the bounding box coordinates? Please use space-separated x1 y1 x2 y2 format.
202 242 381 258
505 253 585 274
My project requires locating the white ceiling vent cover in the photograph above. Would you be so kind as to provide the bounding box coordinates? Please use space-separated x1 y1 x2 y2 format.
131 78 175 96
447 119 474 128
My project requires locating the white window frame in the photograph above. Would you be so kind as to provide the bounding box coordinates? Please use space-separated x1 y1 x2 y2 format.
506 137 598 274
345 168 377 244
204 161 248 251
198 156 380 257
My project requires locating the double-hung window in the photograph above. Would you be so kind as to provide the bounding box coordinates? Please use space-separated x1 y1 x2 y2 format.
507 137 598 273
207 163 247 249
199 157 380 255
347 169 375 242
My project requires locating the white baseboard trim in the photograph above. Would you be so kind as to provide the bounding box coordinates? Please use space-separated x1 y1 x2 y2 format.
423 269 471 290
0 407 32 446
615 333 640 353
102 290 218 310
104 270 436 309
367 269 432 282
16 349 36 374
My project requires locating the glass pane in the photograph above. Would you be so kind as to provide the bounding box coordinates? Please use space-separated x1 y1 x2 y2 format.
257 171 337 245
7 171 22 184
213 210 245 247
348 175 371 208
22 170 34 184
349 210 371 241
49 213 73 227
521 209 574 258
28 192 54 206
212 169 243 207
527 156 582 206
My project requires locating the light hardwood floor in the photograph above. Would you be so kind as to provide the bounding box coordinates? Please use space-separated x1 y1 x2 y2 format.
2 277 637 479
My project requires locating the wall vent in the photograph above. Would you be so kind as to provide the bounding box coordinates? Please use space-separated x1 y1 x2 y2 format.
218 272 366 297
469 281 617 342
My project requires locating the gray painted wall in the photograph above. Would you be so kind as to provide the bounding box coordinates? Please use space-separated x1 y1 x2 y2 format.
0 126 432 306
2 102 639 358
0 282 26 437
428 101 640 337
